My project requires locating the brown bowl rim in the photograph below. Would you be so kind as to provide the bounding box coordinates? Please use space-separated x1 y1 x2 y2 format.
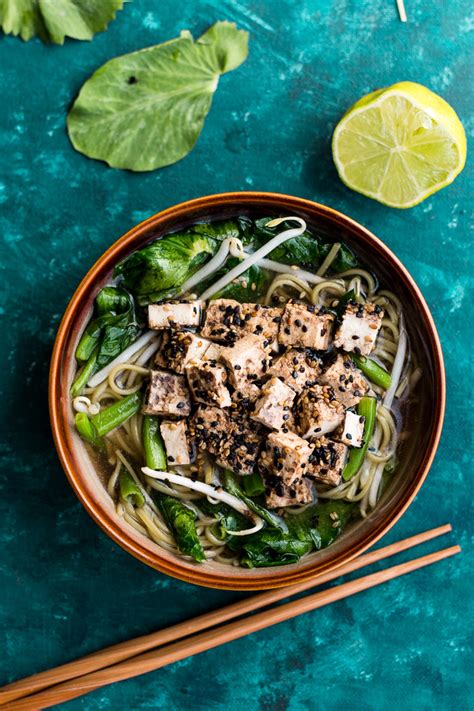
49 191 445 590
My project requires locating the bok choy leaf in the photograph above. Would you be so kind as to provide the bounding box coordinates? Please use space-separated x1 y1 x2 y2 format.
156 495 205 562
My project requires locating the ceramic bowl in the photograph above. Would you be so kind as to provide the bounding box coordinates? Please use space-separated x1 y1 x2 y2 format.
49 192 445 590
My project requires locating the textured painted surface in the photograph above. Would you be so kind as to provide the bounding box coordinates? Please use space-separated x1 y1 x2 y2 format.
0 1 473 709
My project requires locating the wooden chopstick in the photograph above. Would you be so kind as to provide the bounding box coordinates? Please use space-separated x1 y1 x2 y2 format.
0 523 451 707
2 543 460 710
0 528 458 710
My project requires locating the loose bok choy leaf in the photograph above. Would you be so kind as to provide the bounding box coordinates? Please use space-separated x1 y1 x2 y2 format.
197 500 250 540
0 0 125 43
67 21 249 171
74 285 139 373
156 495 205 563
253 217 357 273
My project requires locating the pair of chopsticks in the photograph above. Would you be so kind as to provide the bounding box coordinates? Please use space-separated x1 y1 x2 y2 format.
0 524 459 710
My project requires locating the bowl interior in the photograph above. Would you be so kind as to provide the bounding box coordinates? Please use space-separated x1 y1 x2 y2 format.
51 193 444 590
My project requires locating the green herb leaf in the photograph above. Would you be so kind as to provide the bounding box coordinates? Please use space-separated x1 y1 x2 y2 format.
0 0 125 44
114 232 219 305
67 21 249 171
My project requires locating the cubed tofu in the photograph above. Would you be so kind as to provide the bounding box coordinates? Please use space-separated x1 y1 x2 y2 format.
160 419 193 466
192 406 261 475
201 299 282 348
278 301 334 350
155 330 212 373
320 354 369 408
334 301 384 355
148 301 202 330
251 377 296 431
264 474 314 508
200 299 242 344
294 385 345 439
259 430 313 487
142 371 191 416
219 334 270 392
267 348 322 393
335 410 365 448
202 342 223 361
239 303 282 349
186 361 232 408
307 437 348 486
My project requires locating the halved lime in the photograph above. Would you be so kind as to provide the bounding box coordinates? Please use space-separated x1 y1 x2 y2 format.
332 82 466 208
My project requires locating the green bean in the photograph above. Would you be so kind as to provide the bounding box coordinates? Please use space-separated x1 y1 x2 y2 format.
343 396 377 481
90 391 142 437
350 354 392 390
142 415 167 470
74 412 103 449
119 468 145 508
70 347 98 397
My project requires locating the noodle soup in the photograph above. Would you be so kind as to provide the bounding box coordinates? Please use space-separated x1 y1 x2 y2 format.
70 216 417 569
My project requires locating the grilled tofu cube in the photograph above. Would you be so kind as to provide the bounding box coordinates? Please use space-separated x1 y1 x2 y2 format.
219 334 270 392
148 301 202 330
334 301 384 355
267 348 322 393
200 299 242 344
192 406 232 456
264 474 314 508
307 437 348 486
259 430 312 487
201 299 282 348
278 301 334 350
320 354 368 408
294 385 345 439
240 303 282 349
186 361 232 408
251 377 296 431
142 371 191 416
335 410 365 448
160 420 193 466
155 330 212 373
192 406 261 475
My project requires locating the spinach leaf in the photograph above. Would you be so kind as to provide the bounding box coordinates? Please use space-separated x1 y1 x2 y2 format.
67 21 249 171
156 495 205 563
1 0 124 43
201 257 270 303
286 500 355 550
222 471 288 533
114 233 219 305
228 528 313 568
228 499 355 568
252 217 357 273
197 499 249 540
75 286 139 371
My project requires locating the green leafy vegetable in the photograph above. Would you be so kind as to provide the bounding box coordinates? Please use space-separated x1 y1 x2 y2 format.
228 500 355 567
70 346 98 397
253 217 357 273
0 0 125 44
203 257 270 302
115 233 218 305
119 468 145 508
75 286 139 372
242 471 265 497
67 21 249 171
156 495 205 562
197 499 249 540
222 471 288 533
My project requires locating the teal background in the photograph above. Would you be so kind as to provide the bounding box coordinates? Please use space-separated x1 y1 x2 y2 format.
1 1 473 709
